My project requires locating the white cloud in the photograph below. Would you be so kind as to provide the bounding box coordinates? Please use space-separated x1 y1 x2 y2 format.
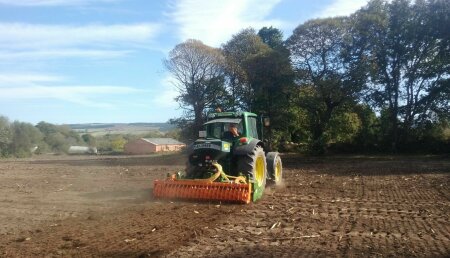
0 0 118 6
0 23 160 49
0 73 64 85
317 0 369 18
0 23 160 60
169 0 283 47
0 73 141 108
0 49 131 61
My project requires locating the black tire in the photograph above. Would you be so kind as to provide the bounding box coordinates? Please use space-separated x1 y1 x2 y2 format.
236 145 267 188
266 152 283 185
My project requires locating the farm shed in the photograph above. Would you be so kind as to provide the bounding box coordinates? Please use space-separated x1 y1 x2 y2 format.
124 138 185 154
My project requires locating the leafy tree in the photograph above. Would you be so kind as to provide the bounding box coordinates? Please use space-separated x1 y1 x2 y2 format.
285 105 311 144
0 116 12 157
328 111 362 143
247 30 295 149
258 26 284 49
10 121 43 157
82 133 96 147
287 17 367 153
137 130 164 139
220 27 295 149
168 117 196 143
44 132 69 154
110 135 126 152
353 104 381 150
165 128 182 141
158 0 449 155
35 121 57 135
36 121 82 153
222 28 271 111
164 39 227 141
96 134 126 153
354 0 450 150
96 135 111 153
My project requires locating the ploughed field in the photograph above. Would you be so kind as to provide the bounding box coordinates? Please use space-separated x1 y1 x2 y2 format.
0 154 449 257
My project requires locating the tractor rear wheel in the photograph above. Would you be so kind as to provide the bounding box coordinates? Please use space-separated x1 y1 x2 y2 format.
237 145 267 189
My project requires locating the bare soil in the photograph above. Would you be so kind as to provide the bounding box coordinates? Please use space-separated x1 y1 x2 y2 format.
0 153 449 257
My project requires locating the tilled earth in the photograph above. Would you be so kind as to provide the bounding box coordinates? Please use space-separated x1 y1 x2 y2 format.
0 154 449 257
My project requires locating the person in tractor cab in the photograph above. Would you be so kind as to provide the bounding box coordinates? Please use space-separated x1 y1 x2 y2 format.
223 123 240 141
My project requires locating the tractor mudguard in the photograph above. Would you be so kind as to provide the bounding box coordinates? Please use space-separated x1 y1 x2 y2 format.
234 139 263 156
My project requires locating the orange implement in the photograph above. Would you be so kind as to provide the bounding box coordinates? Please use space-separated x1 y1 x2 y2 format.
153 179 252 204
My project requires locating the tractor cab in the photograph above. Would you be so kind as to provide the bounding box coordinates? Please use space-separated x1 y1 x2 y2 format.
202 111 260 142
204 118 243 142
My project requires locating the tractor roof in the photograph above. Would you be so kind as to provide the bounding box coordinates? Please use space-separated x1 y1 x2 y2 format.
204 118 241 125
207 111 257 120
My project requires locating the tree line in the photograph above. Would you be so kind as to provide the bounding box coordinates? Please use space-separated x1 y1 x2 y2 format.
0 117 83 157
166 0 449 154
0 116 176 157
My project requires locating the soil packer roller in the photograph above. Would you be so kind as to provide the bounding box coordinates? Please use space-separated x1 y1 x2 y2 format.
153 111 283 203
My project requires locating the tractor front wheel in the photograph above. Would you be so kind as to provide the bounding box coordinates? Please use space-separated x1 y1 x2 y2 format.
267 152 283 185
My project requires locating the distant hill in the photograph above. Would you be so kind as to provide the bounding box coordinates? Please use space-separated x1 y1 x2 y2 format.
66 123 175 136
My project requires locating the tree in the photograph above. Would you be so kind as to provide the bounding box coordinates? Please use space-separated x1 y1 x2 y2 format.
221 27 295 149
165 128 182 141
245 28 295 149
36 121 82 153
354 0 450 151
353 104 381 150
287 17 367 153
10 121 43 157
164 39 227 141
328 111 362 143
258 26 284 49
110 135 126 152
0 116 12 157
82 134 96 147
222 28 271 111
142 131 164 139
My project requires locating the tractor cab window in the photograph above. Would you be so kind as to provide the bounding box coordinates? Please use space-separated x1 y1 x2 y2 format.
205 120 243 140
206 122 223 139
223 122 243 140
247 117 258 139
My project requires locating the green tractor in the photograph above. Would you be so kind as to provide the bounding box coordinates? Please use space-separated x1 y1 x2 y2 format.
153 111 283 203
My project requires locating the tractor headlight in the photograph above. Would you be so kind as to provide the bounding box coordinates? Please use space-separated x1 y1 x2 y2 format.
222 142 231 152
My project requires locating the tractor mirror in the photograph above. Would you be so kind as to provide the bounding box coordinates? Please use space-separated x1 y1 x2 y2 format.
199 130 206 138
263 117 270 127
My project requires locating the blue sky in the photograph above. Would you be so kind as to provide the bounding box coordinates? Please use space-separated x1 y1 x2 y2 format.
0 0 369 124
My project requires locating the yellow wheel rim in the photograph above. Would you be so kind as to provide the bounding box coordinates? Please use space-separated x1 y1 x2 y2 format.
275 159 282 182
255 156 265 186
